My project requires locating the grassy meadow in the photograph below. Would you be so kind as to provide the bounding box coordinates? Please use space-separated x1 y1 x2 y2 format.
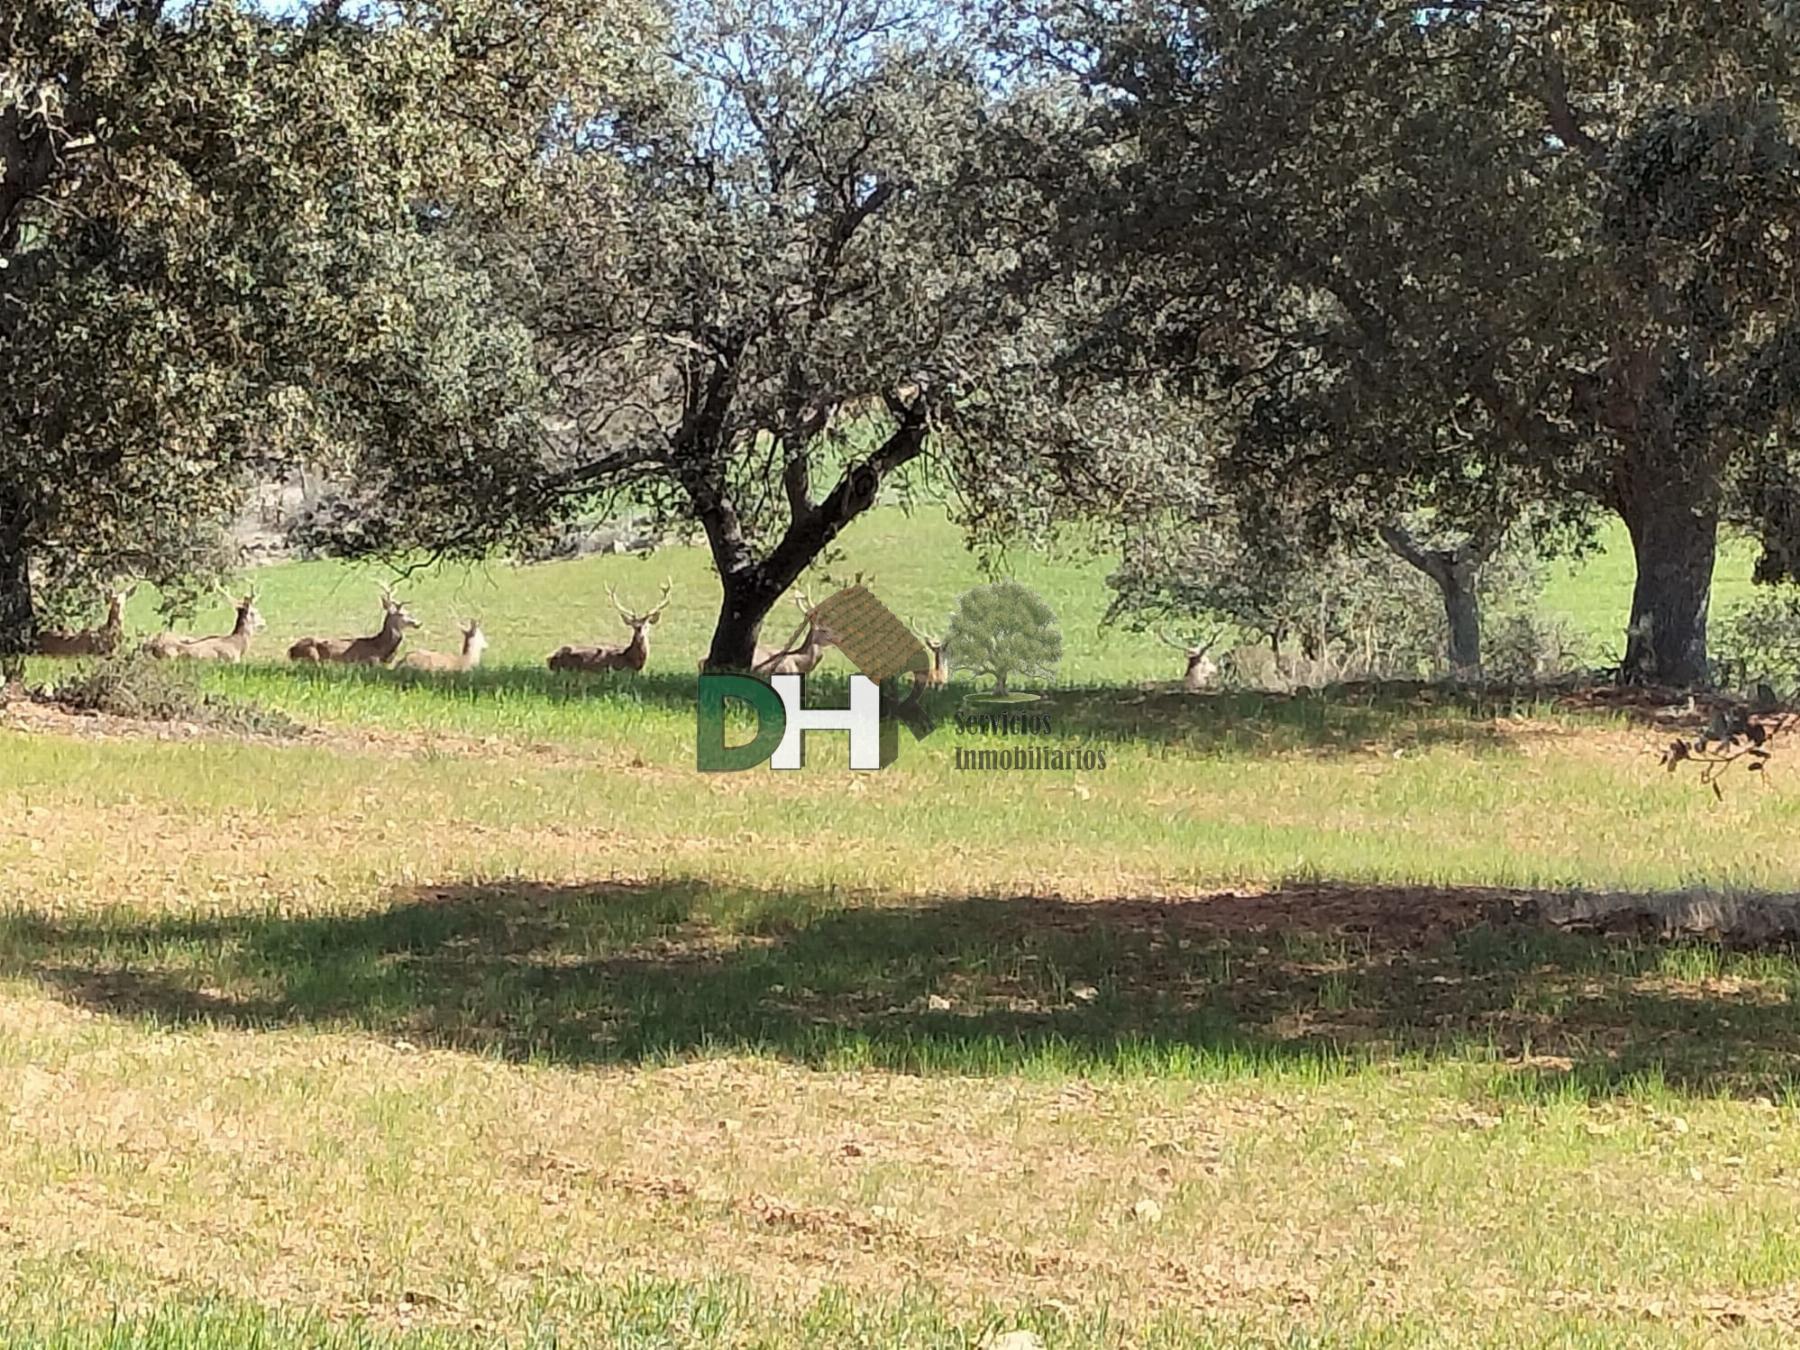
5 508 1800 1346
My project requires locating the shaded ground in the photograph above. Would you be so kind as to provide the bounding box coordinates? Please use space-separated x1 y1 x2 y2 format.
7 877 1799 1097
9 662 1746 759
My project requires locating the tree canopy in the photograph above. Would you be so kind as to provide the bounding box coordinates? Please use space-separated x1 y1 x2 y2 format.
1008 0 1800 685
473 0 1106 667
0 0 652 661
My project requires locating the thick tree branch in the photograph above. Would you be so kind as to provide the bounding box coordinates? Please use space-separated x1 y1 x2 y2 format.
1541 56 1607 170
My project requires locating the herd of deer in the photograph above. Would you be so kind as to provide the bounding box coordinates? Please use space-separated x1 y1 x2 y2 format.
28 581 1245 689
28 580 959 684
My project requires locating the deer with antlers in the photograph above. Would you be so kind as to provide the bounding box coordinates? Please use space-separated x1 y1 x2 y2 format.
751 590 837 677
1157 627 1224 693
143 591 265 663
547 579 672 673
288 587 419 665
909 619 949 689
36 583 138 657
399 620 489 674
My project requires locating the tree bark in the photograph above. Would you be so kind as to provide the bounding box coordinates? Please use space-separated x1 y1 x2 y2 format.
706 571 781 670
1377 524 1486 679
0 482 35 675
1620 490 1716 687
698 393 930 671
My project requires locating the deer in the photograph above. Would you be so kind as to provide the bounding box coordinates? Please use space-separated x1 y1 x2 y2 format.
1157 627 1224 693
911 620 949 688
143 591 265 663
752 591 837 677
399 620 489 674
36 583 137 657
546 579 672 673
288 586 419 665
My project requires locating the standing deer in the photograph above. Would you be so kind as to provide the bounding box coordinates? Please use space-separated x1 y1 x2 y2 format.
288 587 419 665
546 579 672 673
144 591 265 663
1158 628 1224 693
399 620 489 674
752 591 836 677
36 583 137 657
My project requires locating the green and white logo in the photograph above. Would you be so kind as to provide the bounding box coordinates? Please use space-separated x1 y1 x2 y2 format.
945 582 1062 704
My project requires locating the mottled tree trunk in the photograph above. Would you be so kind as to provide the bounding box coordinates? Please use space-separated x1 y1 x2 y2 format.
1440 567 1482 678
1621 489 1716 688
1377 524 1486 680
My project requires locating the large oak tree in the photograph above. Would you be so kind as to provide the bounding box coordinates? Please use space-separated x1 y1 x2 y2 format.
0 0 650 666
1014 0 1800 685
515 0 1086 668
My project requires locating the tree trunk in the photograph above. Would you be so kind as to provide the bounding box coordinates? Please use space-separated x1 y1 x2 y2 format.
993 669 1008 696
1377 523 1486 680
705 573 780 671
1621 492 1717 688
0 483 34 678
1440 567 1482 678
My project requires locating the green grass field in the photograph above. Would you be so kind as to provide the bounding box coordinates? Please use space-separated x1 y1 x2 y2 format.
4 511 1800 1347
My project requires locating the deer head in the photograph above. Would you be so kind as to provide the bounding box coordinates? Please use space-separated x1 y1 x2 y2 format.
911 616 949 686
607 577 673 639
1158 627 1223 692
380 585 421 633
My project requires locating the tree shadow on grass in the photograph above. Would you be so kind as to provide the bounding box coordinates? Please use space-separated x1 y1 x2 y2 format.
230 662 1567 757
7 879 1800 1098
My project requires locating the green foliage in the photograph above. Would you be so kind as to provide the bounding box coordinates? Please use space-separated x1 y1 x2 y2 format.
508 0 1102 663
0 0 655 649
1106 508 1553 683
40 650 299 737
1013 0 1800 683
944 581 1062 695
1713 587 1800 690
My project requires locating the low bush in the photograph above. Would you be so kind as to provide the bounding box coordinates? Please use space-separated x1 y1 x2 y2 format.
41 651 303 737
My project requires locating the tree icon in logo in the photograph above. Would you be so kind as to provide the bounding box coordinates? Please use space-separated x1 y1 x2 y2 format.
945 582 1061 702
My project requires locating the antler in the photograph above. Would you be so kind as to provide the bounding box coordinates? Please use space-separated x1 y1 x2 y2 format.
642 577 674 621
1158 624 1226 655
605 583 633 622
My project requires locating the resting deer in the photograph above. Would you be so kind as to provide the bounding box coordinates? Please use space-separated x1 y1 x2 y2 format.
288 587 419 665
144 592 265 663
36 583 137 657
752 591 837 677
547 579 672 673
399 620 489 674
1158 628 1223 693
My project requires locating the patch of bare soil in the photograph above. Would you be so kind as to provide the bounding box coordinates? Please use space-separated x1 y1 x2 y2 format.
1039 883 1532 952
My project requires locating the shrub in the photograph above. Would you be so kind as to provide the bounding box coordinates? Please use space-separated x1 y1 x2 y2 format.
1712 589 1800 691
1482 610 1591 682
42 652 302 737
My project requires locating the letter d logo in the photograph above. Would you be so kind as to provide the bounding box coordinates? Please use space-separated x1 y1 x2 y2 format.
696 675 787 772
